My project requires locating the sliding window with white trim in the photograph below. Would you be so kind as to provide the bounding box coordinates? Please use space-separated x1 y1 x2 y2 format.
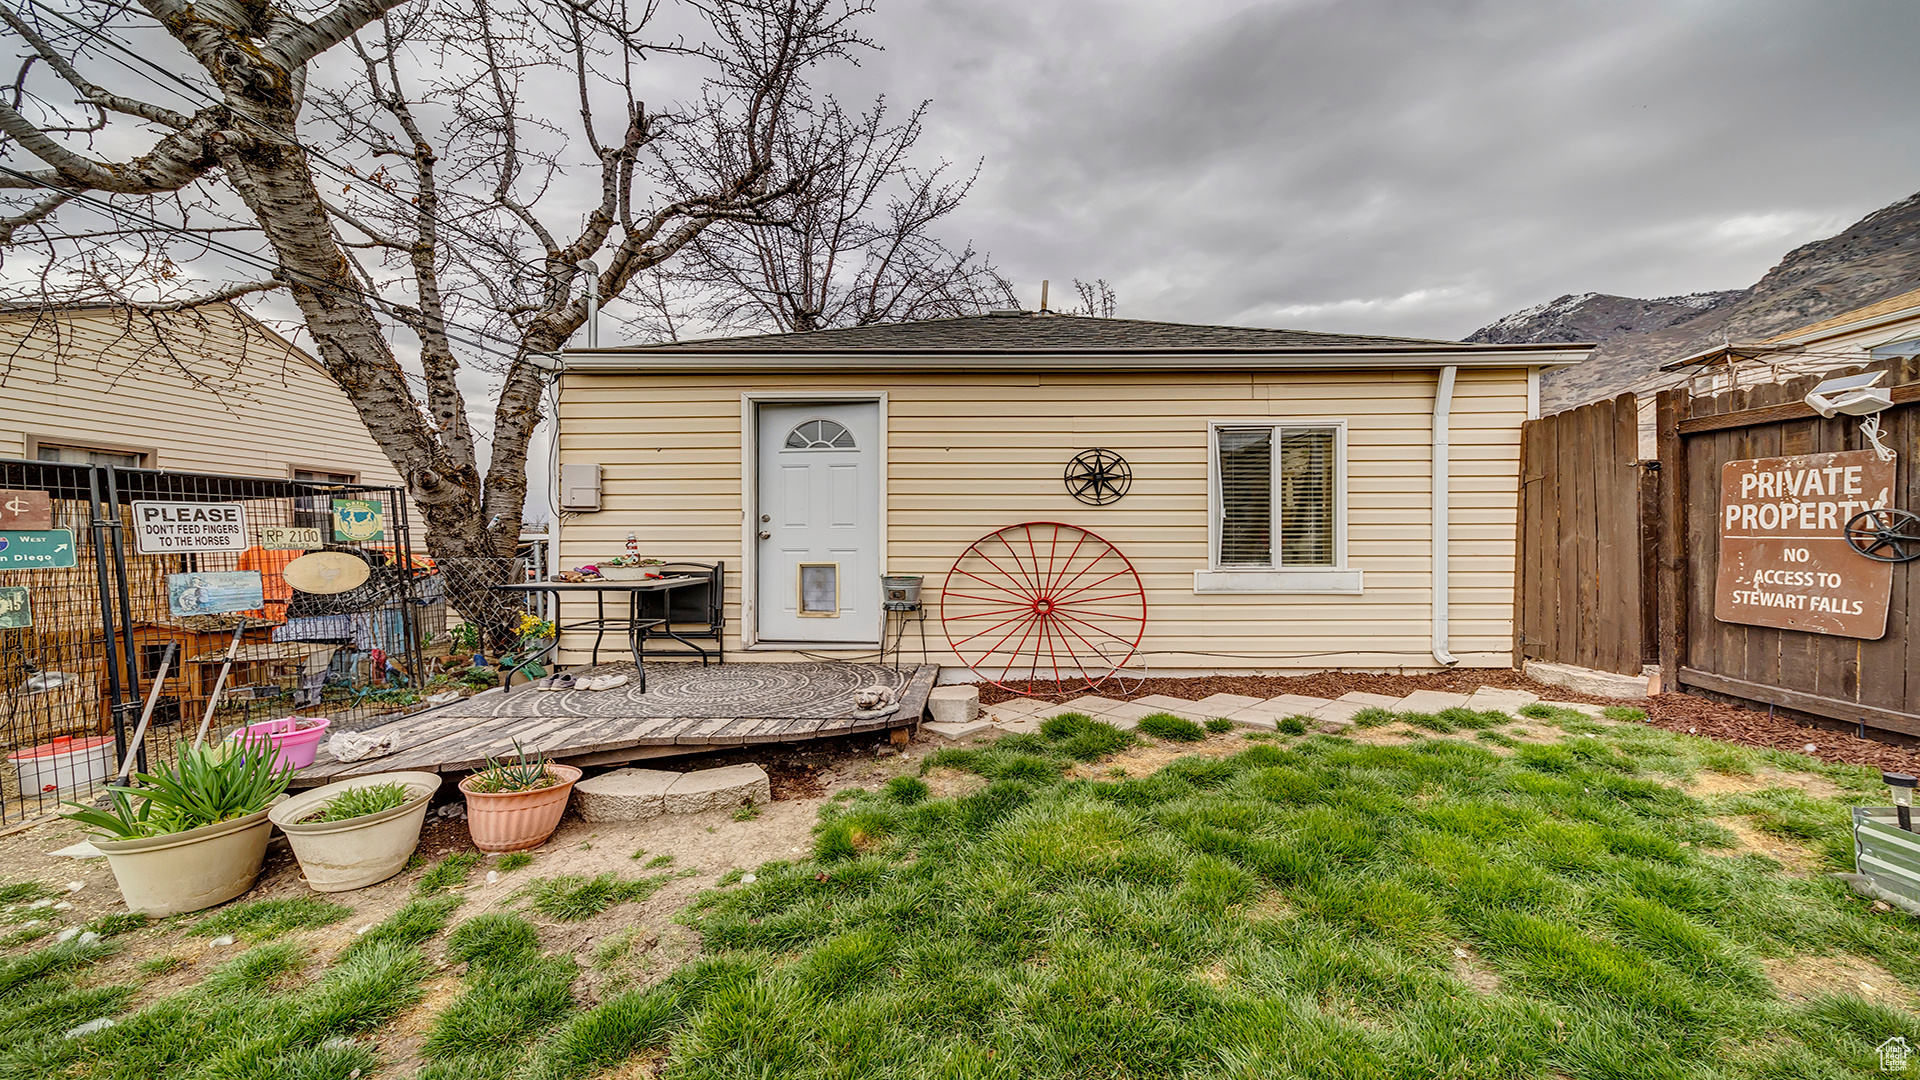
1198 420 1359 594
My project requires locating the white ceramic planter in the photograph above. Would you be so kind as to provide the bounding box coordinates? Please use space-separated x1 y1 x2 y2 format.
91 797 285 917
270 772 442 892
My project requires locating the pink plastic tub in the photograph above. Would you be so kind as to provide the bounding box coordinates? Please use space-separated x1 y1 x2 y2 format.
232 716 332 770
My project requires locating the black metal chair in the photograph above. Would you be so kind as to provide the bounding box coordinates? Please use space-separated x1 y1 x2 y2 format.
635 562 724 665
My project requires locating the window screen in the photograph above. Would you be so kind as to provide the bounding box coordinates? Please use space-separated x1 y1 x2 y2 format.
1216 427 1273 566
1278 428 1336 566
1214 424 1338 568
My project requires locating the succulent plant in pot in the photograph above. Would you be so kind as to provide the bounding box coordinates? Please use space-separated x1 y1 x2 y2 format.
459 744 580 852
63 739 292 916
269 772 443 893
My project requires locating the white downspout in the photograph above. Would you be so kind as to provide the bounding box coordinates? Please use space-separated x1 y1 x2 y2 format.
1431 365 1459 666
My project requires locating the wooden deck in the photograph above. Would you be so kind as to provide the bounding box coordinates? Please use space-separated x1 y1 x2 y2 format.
290 661 938 786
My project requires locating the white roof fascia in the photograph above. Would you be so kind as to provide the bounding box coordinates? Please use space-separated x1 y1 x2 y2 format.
562 345 1592 374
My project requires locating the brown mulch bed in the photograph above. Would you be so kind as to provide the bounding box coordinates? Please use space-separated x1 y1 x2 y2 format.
979 670 1920 776
1644 692 1920 775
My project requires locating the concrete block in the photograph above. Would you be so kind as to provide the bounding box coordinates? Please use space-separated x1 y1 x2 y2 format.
574 768 678 823
1464 687 1539 714
995 717 1043 735
1394 690 1471 713
1523 660 1650 700
928 685 981 724
924 719 996 741
1194 693 1265 713
1223 711 1278 730
1316 717 1356 734
662 764 771 815
1336 692 1404 708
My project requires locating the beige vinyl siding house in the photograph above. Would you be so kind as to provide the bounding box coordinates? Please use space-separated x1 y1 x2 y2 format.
0 303 402 485
556 314 1589 676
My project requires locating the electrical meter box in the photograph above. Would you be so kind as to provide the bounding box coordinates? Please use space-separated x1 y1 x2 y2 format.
560 463 602 511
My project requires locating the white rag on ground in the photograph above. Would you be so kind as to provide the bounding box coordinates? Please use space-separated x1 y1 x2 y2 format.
326 730 396 763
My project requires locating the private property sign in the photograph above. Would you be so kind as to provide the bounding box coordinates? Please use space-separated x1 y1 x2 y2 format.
130 501 248 554
1714 449 1896 639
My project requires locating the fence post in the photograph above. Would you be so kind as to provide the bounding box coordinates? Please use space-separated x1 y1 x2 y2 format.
103 467 146 773
86 465 133 775
1654 387 1689 694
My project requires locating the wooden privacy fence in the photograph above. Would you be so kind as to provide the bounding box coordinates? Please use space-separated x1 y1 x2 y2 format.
1518 356 1920 738
1514 392 1652 677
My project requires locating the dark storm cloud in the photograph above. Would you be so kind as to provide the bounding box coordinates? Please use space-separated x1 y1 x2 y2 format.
827 0 1920 336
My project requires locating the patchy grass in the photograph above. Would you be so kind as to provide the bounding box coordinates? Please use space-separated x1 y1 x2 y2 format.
1277 716 1310 736
521 873 677 921
1137 713 1206 742
496 851 534 873
0 703 1905 1080
0 881 54 906
188 897 351 940
1205 717 1235 734
416 851 484 894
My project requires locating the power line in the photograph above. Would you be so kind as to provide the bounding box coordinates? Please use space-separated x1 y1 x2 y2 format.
0 162 543 368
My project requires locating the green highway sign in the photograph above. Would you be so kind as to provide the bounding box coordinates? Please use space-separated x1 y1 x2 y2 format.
0 529 77 569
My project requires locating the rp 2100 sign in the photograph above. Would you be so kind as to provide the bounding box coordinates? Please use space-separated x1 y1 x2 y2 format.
1714 448 1895 639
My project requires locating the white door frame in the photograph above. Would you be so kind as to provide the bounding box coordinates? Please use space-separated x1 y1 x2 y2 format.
740 390 888 649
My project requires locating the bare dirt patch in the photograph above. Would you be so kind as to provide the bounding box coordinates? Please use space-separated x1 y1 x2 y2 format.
1688 769 1844 800
1449 944 1503 995
1711 817 1819 875
922 766 988 800
1066 732 1243 780
1763 954 1913 1005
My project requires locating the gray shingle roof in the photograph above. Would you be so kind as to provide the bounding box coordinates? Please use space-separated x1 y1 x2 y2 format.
631 312 1461 352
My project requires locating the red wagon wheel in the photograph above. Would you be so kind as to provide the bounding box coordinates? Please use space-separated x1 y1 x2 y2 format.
941 522 1147 695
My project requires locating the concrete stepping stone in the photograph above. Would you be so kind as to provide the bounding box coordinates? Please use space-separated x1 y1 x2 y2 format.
1393 690 1471 713
1337 692 1405 708
1133 694 1202 712
1221 710 1279 731
1060 695 1128 715
925 720 996 741
995 717 1043 735
1193 693 1265 714
982 697 1049 723
928 685 981 724
574 768 679 822
1097 701 1163 723
662 764 771 815
1536 700 1608 718
1316 717 1357 734
1464 687 1538 713
1267 694 1333 711
1310 699 1369 723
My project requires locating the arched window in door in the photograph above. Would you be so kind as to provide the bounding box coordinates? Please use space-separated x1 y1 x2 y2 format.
784 419 856 450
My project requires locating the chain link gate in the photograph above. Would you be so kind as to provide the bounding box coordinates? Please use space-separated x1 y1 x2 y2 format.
0 459 432 823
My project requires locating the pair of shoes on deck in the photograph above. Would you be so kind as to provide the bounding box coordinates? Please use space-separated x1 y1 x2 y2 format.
536 672 628 692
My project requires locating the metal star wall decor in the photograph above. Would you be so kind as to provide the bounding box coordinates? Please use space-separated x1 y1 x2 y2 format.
1064 448 1132 505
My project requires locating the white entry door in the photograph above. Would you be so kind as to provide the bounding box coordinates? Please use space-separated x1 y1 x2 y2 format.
755 401 881 643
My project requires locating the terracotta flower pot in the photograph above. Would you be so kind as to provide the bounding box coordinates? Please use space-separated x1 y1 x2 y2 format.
459 763 581 852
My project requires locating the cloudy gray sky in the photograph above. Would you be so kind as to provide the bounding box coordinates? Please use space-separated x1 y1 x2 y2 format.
809 0 1920 338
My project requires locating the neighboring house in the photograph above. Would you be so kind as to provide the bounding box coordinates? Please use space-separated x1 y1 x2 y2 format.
0 303 402 484
1617 287 1920 456
557 313 1589 676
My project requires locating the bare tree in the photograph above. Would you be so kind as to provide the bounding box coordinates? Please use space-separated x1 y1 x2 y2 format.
630 96 1013 337
0 0 872 616
1066 277 1116 318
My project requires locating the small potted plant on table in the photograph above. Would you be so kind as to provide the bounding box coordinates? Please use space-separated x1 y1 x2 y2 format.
64 740 291 916
269 772 443 892
459 746 580 852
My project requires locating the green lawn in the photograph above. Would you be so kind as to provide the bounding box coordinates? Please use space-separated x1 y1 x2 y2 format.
3 707 1918 1079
